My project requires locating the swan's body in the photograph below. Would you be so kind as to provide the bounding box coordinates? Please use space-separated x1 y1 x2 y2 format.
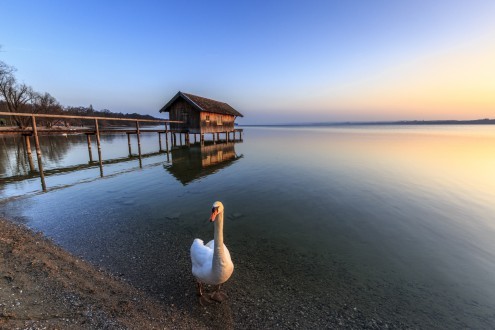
190 201 234 302
191 239 233 285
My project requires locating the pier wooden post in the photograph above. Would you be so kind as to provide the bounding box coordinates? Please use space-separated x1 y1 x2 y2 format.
164 123 169 150
23 134 35 172
136 121 142 157
86 133 94 162
94 119 103 177
212 133 216 144
24 134 32 155
31 116 46 191
127 133 132 156
200 133 204 145
158 132 162 151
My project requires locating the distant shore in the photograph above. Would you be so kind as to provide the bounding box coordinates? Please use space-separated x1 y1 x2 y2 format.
241 118 495 127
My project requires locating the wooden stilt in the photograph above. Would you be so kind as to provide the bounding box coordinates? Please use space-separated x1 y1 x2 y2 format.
31 116 46 191
27 152 35 173
164 123 169 150
158 132 162 151
213 133 216 144
127 133 132 156
24 134 32 155
94 119 103 177
136 121 141 158
86 133 93 162
23 134 35 172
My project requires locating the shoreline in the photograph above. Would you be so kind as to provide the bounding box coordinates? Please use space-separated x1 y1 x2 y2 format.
0 217 202 329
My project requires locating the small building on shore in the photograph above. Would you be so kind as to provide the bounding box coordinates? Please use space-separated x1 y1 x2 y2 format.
159 92 243 134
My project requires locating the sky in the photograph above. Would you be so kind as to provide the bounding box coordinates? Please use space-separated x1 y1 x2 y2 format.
1 0 495 124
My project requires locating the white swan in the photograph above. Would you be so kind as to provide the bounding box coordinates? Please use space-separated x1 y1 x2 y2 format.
190 201 234 303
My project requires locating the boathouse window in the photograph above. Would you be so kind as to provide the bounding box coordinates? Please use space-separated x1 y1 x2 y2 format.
217 115 223 125
206 115 210 122
181 111 188 125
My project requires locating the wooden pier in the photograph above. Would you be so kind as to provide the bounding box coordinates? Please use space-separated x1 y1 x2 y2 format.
0 112 243 192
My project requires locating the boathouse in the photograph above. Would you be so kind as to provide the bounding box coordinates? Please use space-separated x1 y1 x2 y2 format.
159 92 243 134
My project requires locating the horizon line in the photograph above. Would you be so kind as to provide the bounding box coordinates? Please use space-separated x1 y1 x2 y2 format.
239 118 495 126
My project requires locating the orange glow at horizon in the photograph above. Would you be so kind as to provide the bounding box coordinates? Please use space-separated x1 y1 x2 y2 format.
314 38 495 120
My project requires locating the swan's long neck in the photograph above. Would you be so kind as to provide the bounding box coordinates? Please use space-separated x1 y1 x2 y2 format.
212 211 226 268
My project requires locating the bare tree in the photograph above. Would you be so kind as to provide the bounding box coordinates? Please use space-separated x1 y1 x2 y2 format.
0 60 13 126
0 74 38 128
0 56 43 128
0 59 14 80
33 92 63 127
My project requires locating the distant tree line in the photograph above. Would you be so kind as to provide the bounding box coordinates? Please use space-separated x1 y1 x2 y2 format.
0 56 161 128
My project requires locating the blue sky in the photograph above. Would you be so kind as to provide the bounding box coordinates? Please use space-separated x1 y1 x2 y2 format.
1 0 495 124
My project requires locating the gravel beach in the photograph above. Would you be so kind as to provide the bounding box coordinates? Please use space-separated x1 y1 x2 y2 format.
0 217 204 329
0 215 409 329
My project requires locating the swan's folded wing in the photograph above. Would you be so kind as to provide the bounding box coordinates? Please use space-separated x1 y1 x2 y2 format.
224 244 232 261
190 238 213 268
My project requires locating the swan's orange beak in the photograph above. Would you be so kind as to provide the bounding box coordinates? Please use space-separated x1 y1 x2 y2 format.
210 208 219 222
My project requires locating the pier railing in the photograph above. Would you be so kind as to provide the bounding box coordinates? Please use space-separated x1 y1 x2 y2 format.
0 111 182 191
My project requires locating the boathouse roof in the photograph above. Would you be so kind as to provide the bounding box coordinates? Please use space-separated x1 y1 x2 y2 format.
159 92 243 117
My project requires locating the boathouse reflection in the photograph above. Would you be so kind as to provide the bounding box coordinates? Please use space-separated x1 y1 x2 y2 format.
166 141 243 185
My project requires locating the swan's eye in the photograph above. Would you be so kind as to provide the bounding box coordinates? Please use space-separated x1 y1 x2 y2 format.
212 207 218 213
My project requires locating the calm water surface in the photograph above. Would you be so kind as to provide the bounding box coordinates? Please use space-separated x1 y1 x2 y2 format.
1 126 495 328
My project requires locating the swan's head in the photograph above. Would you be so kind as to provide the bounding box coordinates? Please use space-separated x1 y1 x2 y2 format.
209 201 224 222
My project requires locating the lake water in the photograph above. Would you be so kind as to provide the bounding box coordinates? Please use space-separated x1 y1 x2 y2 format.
1 126 495 328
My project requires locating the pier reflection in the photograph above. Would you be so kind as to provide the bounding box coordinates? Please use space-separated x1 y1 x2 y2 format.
0 133 167 195
166 141 243 185
1 135 74 178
